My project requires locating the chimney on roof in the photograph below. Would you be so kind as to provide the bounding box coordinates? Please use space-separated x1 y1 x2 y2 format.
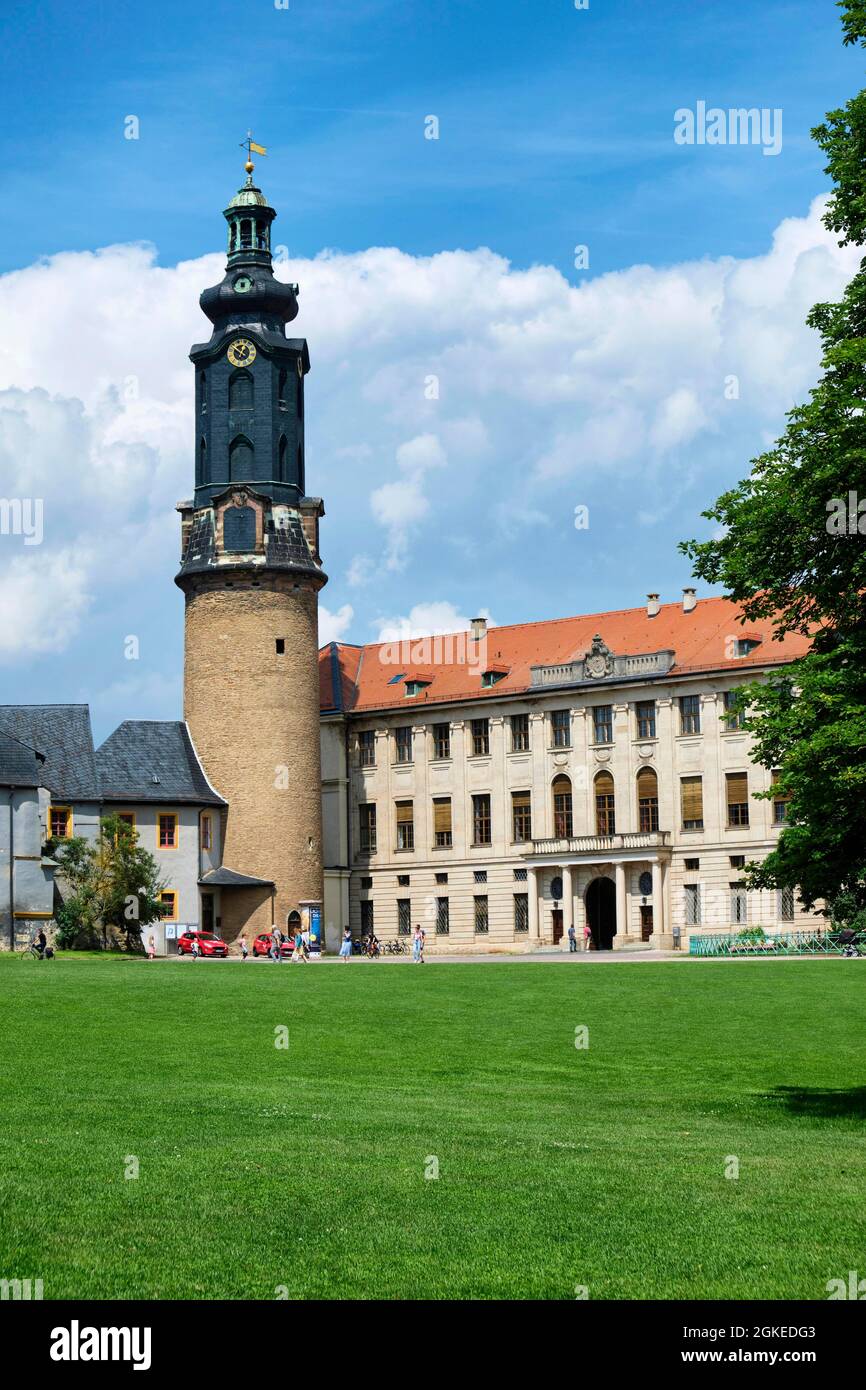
682 586 697 614
470 617 487 640
646 593 660 618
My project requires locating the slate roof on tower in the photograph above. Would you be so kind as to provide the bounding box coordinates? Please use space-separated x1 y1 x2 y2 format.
96 721 226 805
317 596 811 715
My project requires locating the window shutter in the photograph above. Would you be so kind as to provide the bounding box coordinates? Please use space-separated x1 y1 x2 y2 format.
594 770 614 798
726 772 748 806
433 798 451 833
512 790 530 810
395 801 413 824
636 767 657 798
681 776 703 821
552 774 571 797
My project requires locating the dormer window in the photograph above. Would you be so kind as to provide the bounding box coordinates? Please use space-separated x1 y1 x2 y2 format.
481 670 505 688
404 680 430 697
734 637 761 658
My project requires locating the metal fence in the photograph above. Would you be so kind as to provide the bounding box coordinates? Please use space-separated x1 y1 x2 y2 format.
689 930 864 958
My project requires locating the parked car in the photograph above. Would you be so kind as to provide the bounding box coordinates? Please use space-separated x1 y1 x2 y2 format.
252 932 294 959
176 930 228 959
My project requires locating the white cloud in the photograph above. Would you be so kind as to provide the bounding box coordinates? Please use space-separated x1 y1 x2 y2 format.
0 194 857 695
374 601 494 643
319 602 355 645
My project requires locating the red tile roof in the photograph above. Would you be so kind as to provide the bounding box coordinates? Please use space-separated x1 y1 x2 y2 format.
318 596 809 715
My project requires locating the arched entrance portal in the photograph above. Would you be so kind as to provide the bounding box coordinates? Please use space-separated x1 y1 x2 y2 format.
585 877 616 951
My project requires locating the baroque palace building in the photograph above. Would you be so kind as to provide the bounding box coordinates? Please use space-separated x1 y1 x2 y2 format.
0 167 821 954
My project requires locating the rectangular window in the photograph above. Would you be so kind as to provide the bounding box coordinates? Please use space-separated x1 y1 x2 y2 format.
510 713 529 752
772 770 790 825
200 814 212 851
680 776 704 830
730 882 748 924
474 895 489 934
49 805 72 840
395 801 414 851
159 890 177 920
472 793 492 845
436 897 450 935
684 883 701 926
433 797 452 848
432 723 451 760
435 872 448 884
684 857 700 872
513 868 527 882
117 811 136 832
359 803 377 854
158 813 178 849
202 893 214 933
726 772 750 827
680 695 701 736
778 886 795 923
551 709 571 748
397 874 410 887
359 730 376 767
361 900 375 935
636 701 656 739
360 876 373 889
471 718 490 757
511 789 532 843
395 726 413 764
473 869 487 884
397 899 411 936
514 893 529 933
592 705 613 744
722 689 745 731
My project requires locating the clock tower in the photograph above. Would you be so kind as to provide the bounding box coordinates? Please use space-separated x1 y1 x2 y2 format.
176 156 327 944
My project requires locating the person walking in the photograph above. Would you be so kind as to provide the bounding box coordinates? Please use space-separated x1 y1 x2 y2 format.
271 926 282 963
567 923 577 954
412 923 425 964
339 926 353 961
583 923 592 952
191 936 200 960
147 933 156 961
240 934 249 962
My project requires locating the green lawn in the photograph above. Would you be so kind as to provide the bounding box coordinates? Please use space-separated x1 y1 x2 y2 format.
0 954 863 1300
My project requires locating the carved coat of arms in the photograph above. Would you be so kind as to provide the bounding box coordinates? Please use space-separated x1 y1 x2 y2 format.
584 634 613 680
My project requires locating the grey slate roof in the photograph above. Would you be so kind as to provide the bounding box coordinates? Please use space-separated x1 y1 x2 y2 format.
0 731 44 787
199 867 274 888
0 705 99 800
96 721 226 806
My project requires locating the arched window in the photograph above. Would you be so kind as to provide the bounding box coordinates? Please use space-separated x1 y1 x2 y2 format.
229 435 254 481
278 368 288 410
637 767 659 833
552 774 573 839
228 369 253 411
278 435 287 481
595 771 616 836
199 437 208 484
199 373 207 414
240 219 253 250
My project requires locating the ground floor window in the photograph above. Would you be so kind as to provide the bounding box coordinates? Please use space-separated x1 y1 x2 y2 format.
436 897 450 935
730 882 747 925
474 895 489 934
361 900 374 935
514 893 529 933
397 899 410 935
49 805 72 840
201 892 214 933
777 886 795 923
159 891 177 920
684 883 701 926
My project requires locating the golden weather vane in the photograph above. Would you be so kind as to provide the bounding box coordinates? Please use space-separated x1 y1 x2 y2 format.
240 131 268 175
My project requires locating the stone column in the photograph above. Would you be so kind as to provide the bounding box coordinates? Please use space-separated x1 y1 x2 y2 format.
614 861 628 950
652 857 669 947
562 864 574 944
528 866 540 942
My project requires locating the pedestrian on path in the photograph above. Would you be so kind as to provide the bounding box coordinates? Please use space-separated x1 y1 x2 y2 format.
567 923 577 953
240 934 249 961
583 924 592 952
147 933 156 961
412 924 425 964
339 926 353 961
272 927 282 963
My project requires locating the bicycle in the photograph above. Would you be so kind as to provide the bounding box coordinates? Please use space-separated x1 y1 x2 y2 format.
21 942 53 963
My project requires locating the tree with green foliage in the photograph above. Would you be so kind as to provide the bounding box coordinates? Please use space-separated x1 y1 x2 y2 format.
680 0 866 921
52 814 167 950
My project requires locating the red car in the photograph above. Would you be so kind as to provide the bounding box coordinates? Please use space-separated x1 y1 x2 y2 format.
252 932 294 959
176 930 228 959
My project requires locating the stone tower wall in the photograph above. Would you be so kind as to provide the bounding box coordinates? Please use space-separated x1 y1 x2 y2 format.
183 574 323 942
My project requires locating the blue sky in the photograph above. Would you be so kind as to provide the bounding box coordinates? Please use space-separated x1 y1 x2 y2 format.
0 0 862 741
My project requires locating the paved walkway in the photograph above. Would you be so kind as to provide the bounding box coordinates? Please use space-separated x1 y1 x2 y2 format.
169 948 856 967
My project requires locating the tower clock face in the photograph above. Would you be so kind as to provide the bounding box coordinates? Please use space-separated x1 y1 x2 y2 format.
227 338 256 367
233 275 253 294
